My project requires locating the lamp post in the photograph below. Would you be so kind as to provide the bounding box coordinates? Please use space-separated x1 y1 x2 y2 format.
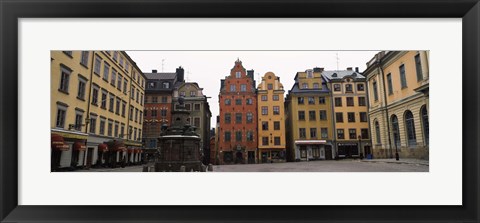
358 135 363 159
393 129 400 161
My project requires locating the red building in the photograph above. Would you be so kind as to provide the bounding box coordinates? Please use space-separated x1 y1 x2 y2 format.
218 59 258 164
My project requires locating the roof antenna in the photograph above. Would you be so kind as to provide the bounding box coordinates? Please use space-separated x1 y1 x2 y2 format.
336 52 340 71
162 59 165 72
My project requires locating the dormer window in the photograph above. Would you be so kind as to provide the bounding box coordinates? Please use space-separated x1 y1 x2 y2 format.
162 82 170 89
235 72 241 78
332 73 338 77
307 70 313 78
149 82 156 88
302 83 308 89
313 83 319 89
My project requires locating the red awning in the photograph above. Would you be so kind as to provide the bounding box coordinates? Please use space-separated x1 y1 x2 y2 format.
98 143 108 152
128 148 135 154
134 148 140 153
73 142 86 151
51 134 68 151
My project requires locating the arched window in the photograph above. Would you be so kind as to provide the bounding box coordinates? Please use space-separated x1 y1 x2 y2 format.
375 120 381 144
404 110 417 146
391 115 401 147
421 106 429 145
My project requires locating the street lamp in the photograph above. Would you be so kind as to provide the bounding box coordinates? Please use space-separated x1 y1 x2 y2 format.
393 129 400 161
358 135 363 159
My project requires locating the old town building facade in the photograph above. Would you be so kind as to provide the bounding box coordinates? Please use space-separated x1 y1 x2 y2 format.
285 68 334 162
218 59 258 164
257 72 286 163
51 51 145 171
364 51 429 159
323 68 372 159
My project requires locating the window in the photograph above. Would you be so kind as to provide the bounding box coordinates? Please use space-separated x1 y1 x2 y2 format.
299 128 306 138
151 110 157 117
129 106 134 120
80 51 89 66
113 51 118 61
103 63 110 81
421 106 429 145
405 110 417 146
117 75 122 90
131 87 135 99
128 126 132 140
346 97 354 106
349 129 357 139
400 64 407 88
335 112 343 123
94 56 102 74
101 91 107 109
108 94 115 112
162 96 168 103
134 128 137 140
372 81 379 101
334 97 342 107
334 84 341 91
225 113 231 124
74 111 83 131
274 137 281 146
261 95 267 101
194 104 200 111
298 111 305 120
119 57 124 67
120 124 125 138
224 99 231 105
267 84 273 90
319 97 325 104
107 121 113 136
300 147 307 158
246 98 253 105
302 83 308 89
225 131 231 142
337 129 344 139
345 84 353 92
140 94 143 105
190 91 196 97
247 131 254 141
361 128 369 139
136 91 139 103
272 106 280 115
230 85 236 92
123 79 128 94
63 51 73 57
415 54 423 81
163 82 170 89
319 110 327 120
308 97 315 105
387 73 393 95
307 70 313 78
55 107 67 128
110 69 117 86
115 98 121 114
241 84 247 92
77 77 87 100
357 83 365 91
235 99 242 105
297 97 304 104
375 121 381 144
144 109 148 117
360 112 368 122
310 128 317 138
273 95 279 101
235 71 241 78
262 121 269 130
246 113 253 123
91 87 99 105
235 113 242 124
161 109 167 117
313 83 319 89
185 104 191 111
89 116 97 134
114 122 119 137
236 131 242 142
121 101 126 117
99 119 106 135
148 82 156 89
358 97 366 106
59 66 71 93
309 111 316 121
262 106 268 115
321 128 328 139
274 121 280 130
194 117 200 128
262 137 269 146
347 112 355 122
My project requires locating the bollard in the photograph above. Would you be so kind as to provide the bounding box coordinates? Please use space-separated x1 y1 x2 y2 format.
207 164 213 171
180 166 186 172
201 165 207 172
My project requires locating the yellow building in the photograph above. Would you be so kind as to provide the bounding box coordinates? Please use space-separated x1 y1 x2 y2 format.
364 51 429 160
257 72 286 163
285 68 334 161
51 51 146 171
323 68 371 159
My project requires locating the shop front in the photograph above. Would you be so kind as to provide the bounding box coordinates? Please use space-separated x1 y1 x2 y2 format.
294 140 334 161
337 142 359 158
51 130 88 171
259 148 286 163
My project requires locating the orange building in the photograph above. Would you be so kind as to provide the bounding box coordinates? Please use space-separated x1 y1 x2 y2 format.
218 59 257 164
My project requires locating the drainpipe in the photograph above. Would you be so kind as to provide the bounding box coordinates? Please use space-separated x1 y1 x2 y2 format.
329 82 337 159
83 50 96 168
377 59 394 159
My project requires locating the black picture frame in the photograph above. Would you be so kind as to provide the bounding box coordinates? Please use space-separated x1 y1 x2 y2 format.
1 0 479 222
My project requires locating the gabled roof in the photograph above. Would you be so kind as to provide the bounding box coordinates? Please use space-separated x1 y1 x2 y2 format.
322 70 365 81
144 72 177 80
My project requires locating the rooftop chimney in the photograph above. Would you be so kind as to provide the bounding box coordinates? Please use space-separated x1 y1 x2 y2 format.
247 70 254 79
355 67 359 72
176 66 185 82
152 69 157 73
346 67 353 71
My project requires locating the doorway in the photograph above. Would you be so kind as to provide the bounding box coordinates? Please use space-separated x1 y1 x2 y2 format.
86 147 94 169
248 151 256 164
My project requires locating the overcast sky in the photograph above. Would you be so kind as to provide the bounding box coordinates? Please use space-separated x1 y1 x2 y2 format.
127 51 379 127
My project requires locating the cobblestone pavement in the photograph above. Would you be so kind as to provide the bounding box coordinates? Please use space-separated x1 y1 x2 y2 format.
75 159 428 172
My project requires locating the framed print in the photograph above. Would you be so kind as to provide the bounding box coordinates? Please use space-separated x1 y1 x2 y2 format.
1 0 479 222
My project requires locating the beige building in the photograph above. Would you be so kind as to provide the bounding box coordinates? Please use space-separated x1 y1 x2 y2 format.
51 51 146 171
323 68 372 158
364 51 429 160
257 72 286 163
